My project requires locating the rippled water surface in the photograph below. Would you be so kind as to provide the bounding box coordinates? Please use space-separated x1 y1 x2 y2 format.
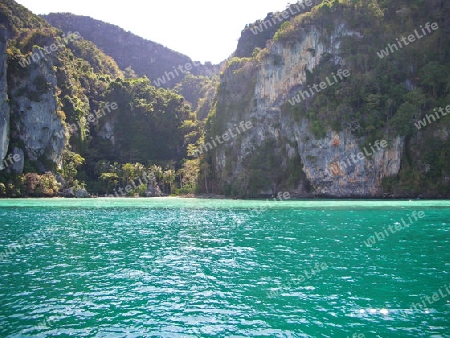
0 198 449 337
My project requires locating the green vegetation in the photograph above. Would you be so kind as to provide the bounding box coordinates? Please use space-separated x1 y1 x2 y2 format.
42 13 217 89
0 0 205 197
173 73 217 120
0 0 50 34
202 0 450 197
92 162 176 196
0 172 59 197
1 0 449 198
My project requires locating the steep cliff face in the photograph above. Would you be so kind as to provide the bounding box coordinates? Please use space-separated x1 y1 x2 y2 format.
290 124 403 197
0 1 68 173
210 23 404 197
235 0 324 58
0 28 10 168
8 47 65 169
0 0 127 177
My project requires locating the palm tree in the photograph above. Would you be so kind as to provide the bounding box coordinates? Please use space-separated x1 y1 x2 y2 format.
149 165 163 181
163 169 176 195
134 163 145 179
121 163 136 186
99 173 119 195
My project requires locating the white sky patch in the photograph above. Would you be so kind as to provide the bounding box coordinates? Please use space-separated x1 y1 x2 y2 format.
15 0 291 63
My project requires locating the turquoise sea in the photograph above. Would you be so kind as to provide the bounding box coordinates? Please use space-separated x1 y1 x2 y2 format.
0 198 449 337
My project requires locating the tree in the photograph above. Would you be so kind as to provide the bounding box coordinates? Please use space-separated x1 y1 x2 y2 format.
163 169 176 195
419 62 449 98
121 163 136 186
39 172 60 196
99 173 119 195
149 164 163 184
390 102 419 136
200 160 211 194
62 151 85 186
134 163 145 178
179 159 199 193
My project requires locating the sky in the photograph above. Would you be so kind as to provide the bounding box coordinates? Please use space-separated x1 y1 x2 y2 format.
14 0 288 64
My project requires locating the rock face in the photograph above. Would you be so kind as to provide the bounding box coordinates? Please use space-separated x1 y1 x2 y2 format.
75 189 90 198
7 46 65 172
0 27 10 169
292 125 403 197
211 24 403 197
10 147 24 173
98 119 116 145
145 183 162 197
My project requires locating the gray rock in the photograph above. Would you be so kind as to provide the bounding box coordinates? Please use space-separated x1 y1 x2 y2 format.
10 147 24 173
145 183 162 197
61 187 75 198
8 46 65 171
213 24 404 197
55 174 66 187
75 189 90 198
0 27 10 168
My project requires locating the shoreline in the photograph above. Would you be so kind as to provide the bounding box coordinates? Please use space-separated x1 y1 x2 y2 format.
1 194 449 200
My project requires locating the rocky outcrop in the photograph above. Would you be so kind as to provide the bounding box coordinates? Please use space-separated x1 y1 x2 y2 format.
98 118 116 145
292 125 403 197
75 189 90 198
0 27 10 169
145 183 162 197
211 24 403 197
9 46 65 171
10 147 24 173
60 187 90 198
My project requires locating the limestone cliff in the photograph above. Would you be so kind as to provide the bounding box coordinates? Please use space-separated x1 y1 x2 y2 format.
0 1 67 173
0 0 124 176
209 23 404 197
0 28 10 169
8 46 65 170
